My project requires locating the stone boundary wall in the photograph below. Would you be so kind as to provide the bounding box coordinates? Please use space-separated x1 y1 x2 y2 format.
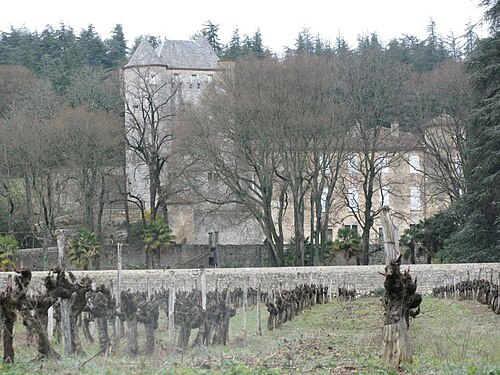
16 244 263 271
1 263 498 297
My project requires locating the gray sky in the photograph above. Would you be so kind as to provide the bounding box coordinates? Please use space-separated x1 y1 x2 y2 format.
1 0 487 52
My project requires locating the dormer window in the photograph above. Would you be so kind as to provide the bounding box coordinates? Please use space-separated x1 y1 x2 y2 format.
190 74 200 89
171 74 180 86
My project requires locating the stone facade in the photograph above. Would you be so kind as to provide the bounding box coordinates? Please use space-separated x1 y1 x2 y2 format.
122 37 461 254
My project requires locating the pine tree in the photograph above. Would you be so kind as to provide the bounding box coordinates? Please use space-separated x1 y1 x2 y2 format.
78 24 107 67
201 20 222 56
105 24 128 69
222 27 242 60
442 0 500 262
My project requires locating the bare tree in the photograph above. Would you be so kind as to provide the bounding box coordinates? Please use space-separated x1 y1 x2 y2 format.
272 54 343 266
407 60 473 203
333 48 411 265
57 105 122 240
0 70 62 260
182 55 344 266
124 66 180 224
181 58 285 265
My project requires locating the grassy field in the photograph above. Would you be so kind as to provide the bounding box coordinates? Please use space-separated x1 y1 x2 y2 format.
0 296 498 374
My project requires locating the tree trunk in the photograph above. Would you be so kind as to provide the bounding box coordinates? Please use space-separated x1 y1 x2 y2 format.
128 316 138 356
382 253 422 370
97 317 110 354
293 198 305 266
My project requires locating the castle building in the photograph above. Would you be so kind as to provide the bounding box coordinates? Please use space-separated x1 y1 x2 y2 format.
123 38 458 257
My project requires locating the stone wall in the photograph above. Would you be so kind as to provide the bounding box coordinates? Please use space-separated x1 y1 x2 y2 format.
16 243 263 271
3 263 498 298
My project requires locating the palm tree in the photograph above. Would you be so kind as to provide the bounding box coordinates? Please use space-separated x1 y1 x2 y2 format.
68 231 101 270
0 235 18 271
331 227 361 264
142 217 175 269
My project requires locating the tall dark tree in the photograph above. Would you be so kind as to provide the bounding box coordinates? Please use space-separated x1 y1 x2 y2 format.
78 24 107 67
201 21 222 56
443 0 500 262
105 24 128 69
222 27 242 60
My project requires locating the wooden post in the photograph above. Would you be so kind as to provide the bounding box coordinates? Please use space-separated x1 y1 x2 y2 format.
243 279 248 346
256 281 262 336
168 285 175 346
201 270 207 311
115 243 123 339
55 229 73 355
380 206 396 265
47 306 54 342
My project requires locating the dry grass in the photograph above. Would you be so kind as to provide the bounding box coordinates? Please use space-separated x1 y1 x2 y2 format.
0 296 498 374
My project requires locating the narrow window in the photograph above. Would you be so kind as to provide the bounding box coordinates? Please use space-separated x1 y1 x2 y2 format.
410 187 421 210
326 228 333 242
190 74 199 88
381 155 389 173
321 187 328 212
409 154 420 174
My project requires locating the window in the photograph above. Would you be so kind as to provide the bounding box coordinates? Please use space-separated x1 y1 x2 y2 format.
207 74 213 83
409 154 420 174
380 155 389 173
208 171 218 181
190 74 200 88
348 154 359 173
344 224 358 235
410 187 421 210
326 228 333 242
321 188 329 212
171 73 180 86
148 72 159 85
347 187 359 209
378 227 384 242
380 186 390 206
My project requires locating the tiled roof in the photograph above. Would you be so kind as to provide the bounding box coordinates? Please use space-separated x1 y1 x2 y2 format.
346 126 423 151
124 38 165 68
125 35 219 70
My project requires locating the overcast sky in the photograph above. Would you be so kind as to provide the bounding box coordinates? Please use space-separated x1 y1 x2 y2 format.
1 0 487 53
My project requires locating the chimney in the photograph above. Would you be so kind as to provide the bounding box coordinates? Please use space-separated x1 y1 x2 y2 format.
390 121 400 137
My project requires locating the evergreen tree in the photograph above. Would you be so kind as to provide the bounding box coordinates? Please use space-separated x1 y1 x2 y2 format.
77 24 107 67
334 35 350 54
463 23 479 56
105 24 128 69
442 0 500 262
251 29 265 57
295 28 315 54
222 27 242 60
201 20 222 56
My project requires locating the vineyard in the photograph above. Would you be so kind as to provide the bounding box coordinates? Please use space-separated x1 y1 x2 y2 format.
0 265 498 374
0 267 353 363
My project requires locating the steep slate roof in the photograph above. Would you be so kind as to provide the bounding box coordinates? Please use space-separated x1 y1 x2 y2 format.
124 38 166 68
156 36 219 69
124 35 218 70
